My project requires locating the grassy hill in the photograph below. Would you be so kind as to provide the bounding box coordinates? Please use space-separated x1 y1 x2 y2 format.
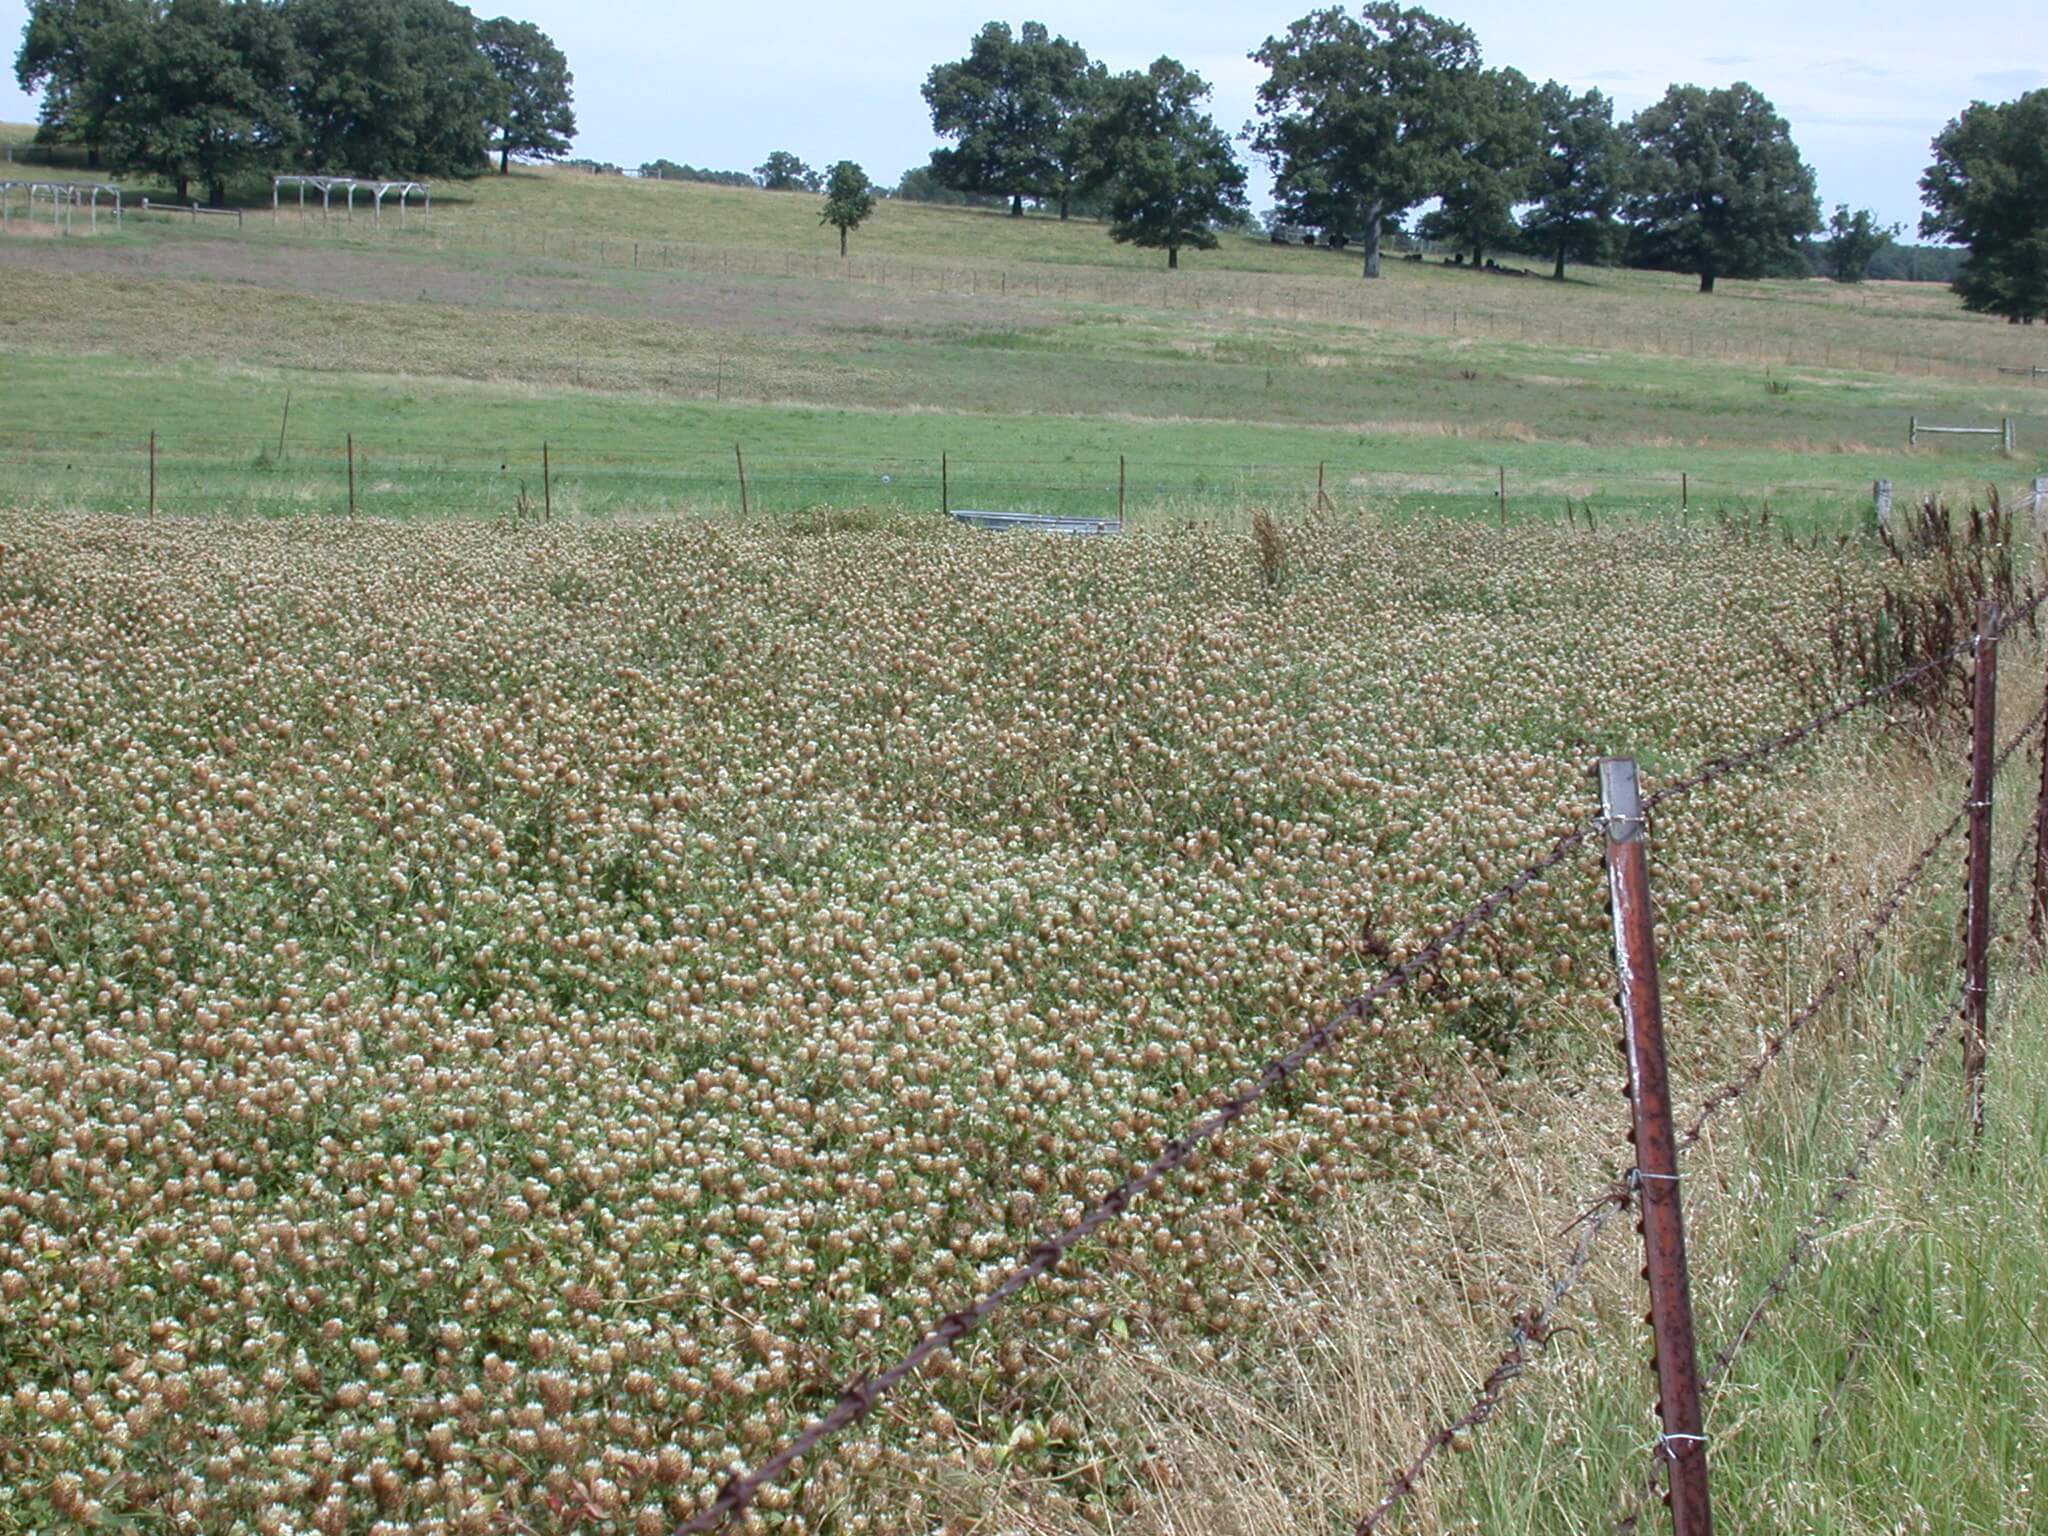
3 125 2045 524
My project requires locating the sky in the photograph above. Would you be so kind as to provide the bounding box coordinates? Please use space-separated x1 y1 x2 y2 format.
3 0 2043 232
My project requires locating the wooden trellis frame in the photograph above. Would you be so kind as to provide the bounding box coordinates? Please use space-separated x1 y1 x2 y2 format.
0 179 122 232
273 175 431 224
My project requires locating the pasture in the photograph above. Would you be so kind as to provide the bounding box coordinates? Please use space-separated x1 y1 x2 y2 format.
3 138 2046 524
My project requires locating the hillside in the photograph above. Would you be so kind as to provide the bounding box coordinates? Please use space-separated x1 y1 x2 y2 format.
3 127 2044 524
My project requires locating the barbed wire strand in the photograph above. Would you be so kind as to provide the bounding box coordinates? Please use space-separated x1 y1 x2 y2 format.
1704 998 1959 1392
1615 999 1963 1535
1808 864 2039 1458
1675 694 2048 1154
669 817 1599 1534
1351 1182 1631 1535
1350 697 2047 1534
666 615 2038 1534
1641 589 2046 818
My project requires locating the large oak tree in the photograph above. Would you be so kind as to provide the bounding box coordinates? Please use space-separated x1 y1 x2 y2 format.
1419 65 1540 267
1522 83 1629 279
282 0 499 178
1250 4 1483 279
922 20 1095 217
478 16 574 175
1920 90 2048 323
1626 82 1819 293
1090 57 1246 269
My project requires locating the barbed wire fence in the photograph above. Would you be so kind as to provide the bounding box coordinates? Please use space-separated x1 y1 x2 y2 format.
644 591 2048 1536
9 426 2035 529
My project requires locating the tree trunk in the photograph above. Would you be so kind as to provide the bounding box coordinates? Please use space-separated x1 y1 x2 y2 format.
208 178 225 209
86 145 101 170
1009 193 1023 217
176 175 190 202
1554 242 1567 281
1699 271 1716 294
1360 206 1383 279
839 225 847 258
1167 246 1179 270
500 146 510 175
1058 192 1070 220
1471 246 1482 268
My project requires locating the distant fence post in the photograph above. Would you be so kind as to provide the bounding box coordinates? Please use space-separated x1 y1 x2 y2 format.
1909 415 1919 448
1600 757 1714 1536
1118 455 1126 524
1498 465 1508 527
1873 479 1892 532
1963 602 1999 1135
1681 472 1688 511
2004 417 2016 455
2031 476 2048 537
346 433 356 516
543 441 552 521
735 443 749 517
941 451 949 516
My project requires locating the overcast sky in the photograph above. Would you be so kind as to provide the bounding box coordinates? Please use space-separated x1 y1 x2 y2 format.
4 0 2042 231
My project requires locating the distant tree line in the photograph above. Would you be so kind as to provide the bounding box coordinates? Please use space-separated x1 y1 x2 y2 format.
907 7 2042 314
12 0 575 202
638 160 755 187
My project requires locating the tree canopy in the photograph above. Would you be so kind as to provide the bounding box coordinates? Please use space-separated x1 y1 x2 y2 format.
1250 4 1483 279
1920 90 2048 323
118 0 297 206
283 0 501 178
13 0 147 167
1090 57 1246 269
1822 205 1897 283
819 160 875 256
756 150 819 192
1522 83 1628 278
14 0 568 188
922 19 1094 216
1626 82 1819 292
1419 65 1540 265
478 16 574 175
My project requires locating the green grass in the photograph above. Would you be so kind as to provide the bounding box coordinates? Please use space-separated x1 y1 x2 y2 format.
1444 906 2048 1534
4 124 2045 526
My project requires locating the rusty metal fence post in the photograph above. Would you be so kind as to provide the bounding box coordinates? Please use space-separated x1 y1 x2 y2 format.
2032 640 2048 955
1963 602 1999 1134
1600 758 1714 1536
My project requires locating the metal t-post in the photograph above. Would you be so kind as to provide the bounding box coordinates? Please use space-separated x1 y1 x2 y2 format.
1601 758 1714 1536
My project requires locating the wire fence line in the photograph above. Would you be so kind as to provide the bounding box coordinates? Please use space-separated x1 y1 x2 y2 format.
657 601 2047 1536
6 429 1964 525
122 205 2048 385
1612 996 1972 1536
673 816 1601 1534
1357 693 2048 1536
